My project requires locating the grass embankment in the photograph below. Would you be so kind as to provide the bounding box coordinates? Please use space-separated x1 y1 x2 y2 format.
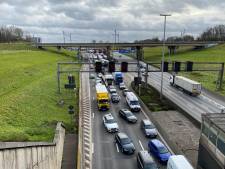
143 44 225 96
0 43 80 141
131 82 174 112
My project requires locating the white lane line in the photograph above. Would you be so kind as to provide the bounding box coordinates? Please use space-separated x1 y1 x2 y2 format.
141 107 175 155
93 96 95 100
92 113 95 119
139 140 144 151
115 143 119 152
92 142 94 154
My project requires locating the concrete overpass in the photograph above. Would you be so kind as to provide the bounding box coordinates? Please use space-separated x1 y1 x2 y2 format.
36 42 219 48
36 41 221 60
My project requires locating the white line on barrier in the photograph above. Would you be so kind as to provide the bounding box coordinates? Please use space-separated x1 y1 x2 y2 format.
116 143 119 152
92 142 94 154
139 140 144 151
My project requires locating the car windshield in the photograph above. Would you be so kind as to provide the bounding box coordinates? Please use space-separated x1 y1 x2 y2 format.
159 146 168 154
121 137 131 144
144 163 158 169
145 124 155 129
106 119 116 124
99 99 109 104
130 101 139 105
125 111 133 117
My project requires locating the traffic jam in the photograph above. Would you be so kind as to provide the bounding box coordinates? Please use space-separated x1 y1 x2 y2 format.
89 50 194 169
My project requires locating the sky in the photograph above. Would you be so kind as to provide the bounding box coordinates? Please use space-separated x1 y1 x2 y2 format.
0 0 225 42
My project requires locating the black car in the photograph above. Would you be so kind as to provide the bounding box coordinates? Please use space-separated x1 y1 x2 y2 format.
111 93 120 103
115 132 135 154
119 109 137 123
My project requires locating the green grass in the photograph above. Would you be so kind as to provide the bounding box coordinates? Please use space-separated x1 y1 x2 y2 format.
143 44 225 96
131 82 174 112
0 43 80 141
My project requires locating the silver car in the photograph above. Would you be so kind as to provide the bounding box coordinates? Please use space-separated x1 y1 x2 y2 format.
103 113 119 133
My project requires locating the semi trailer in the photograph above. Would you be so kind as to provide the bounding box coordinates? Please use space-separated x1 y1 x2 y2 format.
169 75 201 96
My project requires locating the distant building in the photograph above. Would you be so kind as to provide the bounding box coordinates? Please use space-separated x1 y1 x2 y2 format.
197 113 225 169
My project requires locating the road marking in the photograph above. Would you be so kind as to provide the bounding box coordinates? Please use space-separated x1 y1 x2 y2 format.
115 143 119 152
92 142 94 154
92 113 95 119
139 140 144 151
93 96 94 100
141 107 175 155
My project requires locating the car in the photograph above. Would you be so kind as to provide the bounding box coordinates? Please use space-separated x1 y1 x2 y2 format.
122 88 129 96
98 73 103 78
96 78 102 84
119 82 126 90
148 139 171 163
137 150 158 169
89 74 95 79
139 68 146 73
103 113 119 133
90 64 94 69
119 109 137 123
109 86 117 93
141 119 158 138
111 93 120 103
115 132 135 154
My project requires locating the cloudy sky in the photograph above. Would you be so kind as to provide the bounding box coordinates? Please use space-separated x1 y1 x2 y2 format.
0 0 225 42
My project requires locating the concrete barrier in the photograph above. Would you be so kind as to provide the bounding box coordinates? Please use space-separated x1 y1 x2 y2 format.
0 122 65 169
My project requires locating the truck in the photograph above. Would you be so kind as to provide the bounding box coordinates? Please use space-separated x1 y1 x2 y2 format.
96 84 110 110
103 74 114 86
167 155 194 169
114 72 123 85
169 75 201 96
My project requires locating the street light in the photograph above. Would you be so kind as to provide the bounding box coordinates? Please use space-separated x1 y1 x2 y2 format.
160 14 171 100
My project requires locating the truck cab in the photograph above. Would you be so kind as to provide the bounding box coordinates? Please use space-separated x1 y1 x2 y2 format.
114 72 123 85
96 84 110 110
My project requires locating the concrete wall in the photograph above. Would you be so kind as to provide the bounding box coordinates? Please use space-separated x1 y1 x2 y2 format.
0 122 65 169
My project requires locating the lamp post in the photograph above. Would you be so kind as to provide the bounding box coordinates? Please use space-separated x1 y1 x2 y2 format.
160 14 171 100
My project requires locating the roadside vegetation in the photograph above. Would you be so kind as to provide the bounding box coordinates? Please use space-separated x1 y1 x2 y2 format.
0 43 79 141
143 44 225 96
131 82 174 112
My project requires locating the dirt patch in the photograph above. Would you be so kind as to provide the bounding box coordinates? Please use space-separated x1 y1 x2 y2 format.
152 110 200 167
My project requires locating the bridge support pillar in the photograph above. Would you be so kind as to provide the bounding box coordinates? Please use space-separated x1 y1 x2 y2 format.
77 46 82 60
106 46 111 60
136 46 143 61
168 46 178 54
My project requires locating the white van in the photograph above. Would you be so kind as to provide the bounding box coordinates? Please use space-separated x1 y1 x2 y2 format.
126 92 141 112
167 155 194 169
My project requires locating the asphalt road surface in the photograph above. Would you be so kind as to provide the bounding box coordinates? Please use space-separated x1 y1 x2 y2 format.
89 69 169 168
113 52 225 123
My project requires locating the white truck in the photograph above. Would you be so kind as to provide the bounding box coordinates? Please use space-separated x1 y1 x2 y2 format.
169 75 201 96
103 74 114 86
167 155 194 169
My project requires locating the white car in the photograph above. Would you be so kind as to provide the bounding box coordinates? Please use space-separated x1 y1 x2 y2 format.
119 82 126 90
109 86 117 93
103 114 119 133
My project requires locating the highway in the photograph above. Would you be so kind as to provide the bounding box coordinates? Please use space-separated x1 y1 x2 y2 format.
86 53 173 169
113 52 225 123
91 74 169 169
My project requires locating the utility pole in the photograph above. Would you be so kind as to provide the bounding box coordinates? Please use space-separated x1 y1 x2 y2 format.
69 33 72 43
62 31 65 43
160 14 171 100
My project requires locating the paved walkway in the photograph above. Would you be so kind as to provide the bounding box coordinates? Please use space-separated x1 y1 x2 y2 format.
61 134 78 169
